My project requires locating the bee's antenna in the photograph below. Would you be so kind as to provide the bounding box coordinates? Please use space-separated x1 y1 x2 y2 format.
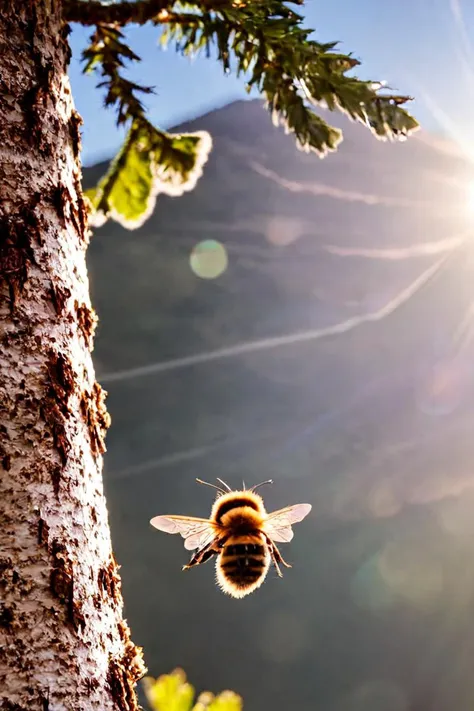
216 477 232 492
243 480 246 490
250 479 274 492
196 478 226 494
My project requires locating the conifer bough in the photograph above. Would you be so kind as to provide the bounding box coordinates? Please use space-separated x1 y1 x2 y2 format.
0 1 417 710
66 0 419 229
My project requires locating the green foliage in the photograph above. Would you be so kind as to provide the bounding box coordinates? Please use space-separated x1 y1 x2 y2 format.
160 2 417 151
69 0 419 229
143 669 243 711
85 120 211 229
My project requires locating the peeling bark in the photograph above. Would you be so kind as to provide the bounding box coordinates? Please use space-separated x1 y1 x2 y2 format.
0 2 145 709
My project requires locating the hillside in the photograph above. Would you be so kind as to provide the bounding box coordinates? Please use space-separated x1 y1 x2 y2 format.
85 99 474 711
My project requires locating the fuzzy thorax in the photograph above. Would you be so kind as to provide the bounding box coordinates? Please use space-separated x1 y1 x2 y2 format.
211 489 266 529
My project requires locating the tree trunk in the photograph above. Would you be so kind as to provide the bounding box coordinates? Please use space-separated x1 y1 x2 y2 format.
0 2 145 709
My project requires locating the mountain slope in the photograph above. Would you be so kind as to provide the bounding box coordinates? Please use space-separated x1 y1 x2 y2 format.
85 99 474 711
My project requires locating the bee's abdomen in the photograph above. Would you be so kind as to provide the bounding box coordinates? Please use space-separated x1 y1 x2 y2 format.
220 541 267 586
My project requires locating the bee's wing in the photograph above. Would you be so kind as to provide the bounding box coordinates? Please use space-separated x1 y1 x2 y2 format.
183 527 219 552
150 514 218 550
263 503 312 543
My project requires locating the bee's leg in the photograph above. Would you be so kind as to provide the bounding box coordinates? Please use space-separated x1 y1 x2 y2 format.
263 535 285 577
271 542 292 569
263 534 292 575
183 543 218 571
269 546 284 578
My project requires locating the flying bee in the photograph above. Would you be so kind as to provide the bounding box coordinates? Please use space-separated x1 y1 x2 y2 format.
150 478 312 598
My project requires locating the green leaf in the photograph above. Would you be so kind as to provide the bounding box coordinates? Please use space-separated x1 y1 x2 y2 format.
87 122 212 229
148 129 213 197
143 669 195 711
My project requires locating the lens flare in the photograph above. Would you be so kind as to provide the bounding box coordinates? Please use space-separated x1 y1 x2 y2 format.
190 239 228 279
351 536 445 613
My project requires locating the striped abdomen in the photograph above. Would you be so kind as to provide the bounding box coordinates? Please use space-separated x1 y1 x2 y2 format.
216 535 270 598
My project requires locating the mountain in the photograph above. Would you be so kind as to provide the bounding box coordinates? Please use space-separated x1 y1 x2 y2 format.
84 99 474 711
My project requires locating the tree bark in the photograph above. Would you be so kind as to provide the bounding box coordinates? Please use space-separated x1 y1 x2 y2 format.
0 2 145 709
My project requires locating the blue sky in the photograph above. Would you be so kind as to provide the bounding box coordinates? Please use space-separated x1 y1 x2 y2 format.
68 0 474 165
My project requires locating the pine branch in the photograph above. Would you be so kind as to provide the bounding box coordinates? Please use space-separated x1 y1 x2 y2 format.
160 5 419 150
82 24 153 125
76 0 419 228
64 0 269 25
79 1 418 152
65 0 172 25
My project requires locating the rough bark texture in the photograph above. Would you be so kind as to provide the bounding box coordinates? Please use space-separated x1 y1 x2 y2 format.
0 1 145 708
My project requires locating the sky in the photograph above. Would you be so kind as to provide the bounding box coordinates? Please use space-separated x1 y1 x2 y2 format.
68 0 474 166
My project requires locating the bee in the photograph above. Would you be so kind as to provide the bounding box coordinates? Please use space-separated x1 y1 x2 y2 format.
150 478 312 598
